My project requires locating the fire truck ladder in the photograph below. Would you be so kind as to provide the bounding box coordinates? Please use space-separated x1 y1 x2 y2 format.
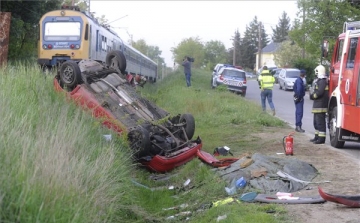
343 21 360 32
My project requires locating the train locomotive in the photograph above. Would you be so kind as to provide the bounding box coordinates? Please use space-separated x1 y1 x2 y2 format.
38 5 158 82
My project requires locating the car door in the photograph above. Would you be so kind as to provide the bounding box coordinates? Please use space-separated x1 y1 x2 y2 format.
279 70 285 87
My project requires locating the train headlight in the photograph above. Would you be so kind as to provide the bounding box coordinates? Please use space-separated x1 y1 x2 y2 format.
47 44 53 49
43 44 47 49
75 44 80 49
61 11 65 16
70 44 75 49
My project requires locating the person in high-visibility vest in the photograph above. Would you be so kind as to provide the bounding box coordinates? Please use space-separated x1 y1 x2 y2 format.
258 66 276 116
309 65 329 144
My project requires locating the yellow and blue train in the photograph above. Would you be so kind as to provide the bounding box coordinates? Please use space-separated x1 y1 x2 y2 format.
38 5 158 82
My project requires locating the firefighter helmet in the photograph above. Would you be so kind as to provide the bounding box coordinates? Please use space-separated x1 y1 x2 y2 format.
314 65 326 78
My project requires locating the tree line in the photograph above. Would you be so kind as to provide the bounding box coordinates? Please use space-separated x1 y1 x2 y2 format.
2 0 360 74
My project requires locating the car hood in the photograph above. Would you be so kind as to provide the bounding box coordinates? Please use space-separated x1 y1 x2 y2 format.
285 78 297 82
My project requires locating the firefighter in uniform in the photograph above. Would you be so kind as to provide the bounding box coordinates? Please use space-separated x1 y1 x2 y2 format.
258 66 276 116
309 65 329 144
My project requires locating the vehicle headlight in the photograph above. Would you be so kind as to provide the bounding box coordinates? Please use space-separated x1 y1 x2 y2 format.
286 81 293 85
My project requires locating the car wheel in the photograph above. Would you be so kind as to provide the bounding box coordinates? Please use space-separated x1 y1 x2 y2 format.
59 60 82 90
179 113 195 140
128 126 151 159
241 92 246 97
106 50 127 74
329 106 345 148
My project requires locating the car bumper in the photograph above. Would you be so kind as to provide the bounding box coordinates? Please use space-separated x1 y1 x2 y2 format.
216 81 247 92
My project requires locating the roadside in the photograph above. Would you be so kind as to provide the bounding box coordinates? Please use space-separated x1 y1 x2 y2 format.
257 125 360 223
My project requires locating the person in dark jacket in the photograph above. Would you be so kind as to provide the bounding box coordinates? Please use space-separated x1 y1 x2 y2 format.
182 56 192 87
293 69 306 133
309 65 329 144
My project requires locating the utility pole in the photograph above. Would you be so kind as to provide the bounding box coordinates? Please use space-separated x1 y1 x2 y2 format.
258 22 262 70
302 3 305 59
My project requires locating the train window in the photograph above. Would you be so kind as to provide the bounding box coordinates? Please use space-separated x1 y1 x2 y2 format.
44 22 81 41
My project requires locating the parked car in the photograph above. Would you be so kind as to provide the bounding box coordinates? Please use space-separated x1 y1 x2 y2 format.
211 64 234 85
245 71 254 78
211 67 247 97
278 68 301 91
271 68 282 84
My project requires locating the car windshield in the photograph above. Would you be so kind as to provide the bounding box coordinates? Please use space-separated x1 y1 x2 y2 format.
286 70 300 78
223 69 245 78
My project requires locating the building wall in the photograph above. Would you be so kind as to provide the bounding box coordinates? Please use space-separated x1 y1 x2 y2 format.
256 52 277 71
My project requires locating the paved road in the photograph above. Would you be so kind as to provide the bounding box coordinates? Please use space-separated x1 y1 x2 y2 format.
245 79 360 159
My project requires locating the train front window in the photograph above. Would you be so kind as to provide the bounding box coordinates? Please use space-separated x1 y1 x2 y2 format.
44 22 81 41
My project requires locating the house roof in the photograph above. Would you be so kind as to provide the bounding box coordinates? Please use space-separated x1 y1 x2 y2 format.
262 42 280 53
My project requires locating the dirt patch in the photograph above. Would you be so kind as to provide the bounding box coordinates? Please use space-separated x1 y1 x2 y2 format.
255 127 360 223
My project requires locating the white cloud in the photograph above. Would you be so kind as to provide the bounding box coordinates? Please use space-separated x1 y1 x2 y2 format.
90 1 298 65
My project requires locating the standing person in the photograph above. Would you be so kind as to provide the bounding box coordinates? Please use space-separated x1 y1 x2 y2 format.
182 56 192 87
258 66 276 116
309 65 329 144
293 69 306 133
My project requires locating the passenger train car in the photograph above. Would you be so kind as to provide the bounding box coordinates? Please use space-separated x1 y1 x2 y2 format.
38 5 158 82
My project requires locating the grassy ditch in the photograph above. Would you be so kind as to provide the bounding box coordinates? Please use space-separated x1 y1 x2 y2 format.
0 63 291 223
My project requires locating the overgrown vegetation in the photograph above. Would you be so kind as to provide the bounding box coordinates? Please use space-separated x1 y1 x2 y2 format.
0 63 294 222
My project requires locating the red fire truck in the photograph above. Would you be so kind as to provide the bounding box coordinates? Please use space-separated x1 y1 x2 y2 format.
327 21 360 148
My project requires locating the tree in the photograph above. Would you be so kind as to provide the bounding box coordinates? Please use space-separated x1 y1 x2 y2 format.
1 0 63 60
203 40 227 71
62 0 89 11
289 0 360 60
273 40 303 67
171 37 205 68
229 30 242 66
239 16 269 70
272 11 291 43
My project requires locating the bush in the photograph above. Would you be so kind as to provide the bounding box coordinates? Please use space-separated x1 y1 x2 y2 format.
293 58 318 85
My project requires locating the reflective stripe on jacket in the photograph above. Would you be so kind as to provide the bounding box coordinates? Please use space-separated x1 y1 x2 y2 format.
311 78 329 113
258 70 275 90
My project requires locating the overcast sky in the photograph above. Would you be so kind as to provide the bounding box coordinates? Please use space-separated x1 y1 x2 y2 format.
90 1 299 65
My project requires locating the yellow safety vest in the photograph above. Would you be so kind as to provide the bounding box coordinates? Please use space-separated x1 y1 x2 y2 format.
259 71 275 90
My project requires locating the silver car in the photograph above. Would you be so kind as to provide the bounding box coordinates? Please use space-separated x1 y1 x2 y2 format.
211 67 247 97
278 68 301 91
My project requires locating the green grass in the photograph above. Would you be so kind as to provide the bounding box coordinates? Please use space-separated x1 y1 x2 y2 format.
0 62 291 223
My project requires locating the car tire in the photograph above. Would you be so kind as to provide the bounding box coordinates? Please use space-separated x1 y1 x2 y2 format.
59 60 82 90
241 92 246 97
128 126 151 159
329 106 345 148
179 113 195 140
106 50 127 74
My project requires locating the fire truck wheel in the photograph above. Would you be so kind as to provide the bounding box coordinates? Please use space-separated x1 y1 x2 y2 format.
59 60 83 90
128 126 151 159
179 113 195 141
329 106 345 148
106 50 127 74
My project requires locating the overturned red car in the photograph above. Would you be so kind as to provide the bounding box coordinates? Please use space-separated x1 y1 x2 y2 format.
54 50 202 172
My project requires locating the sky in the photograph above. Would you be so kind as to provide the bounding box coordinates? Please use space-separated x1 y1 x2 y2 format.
90 1 299 66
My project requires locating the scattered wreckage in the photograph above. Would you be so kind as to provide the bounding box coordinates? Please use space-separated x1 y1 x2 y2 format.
318 187 360 208
54 51 203 172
